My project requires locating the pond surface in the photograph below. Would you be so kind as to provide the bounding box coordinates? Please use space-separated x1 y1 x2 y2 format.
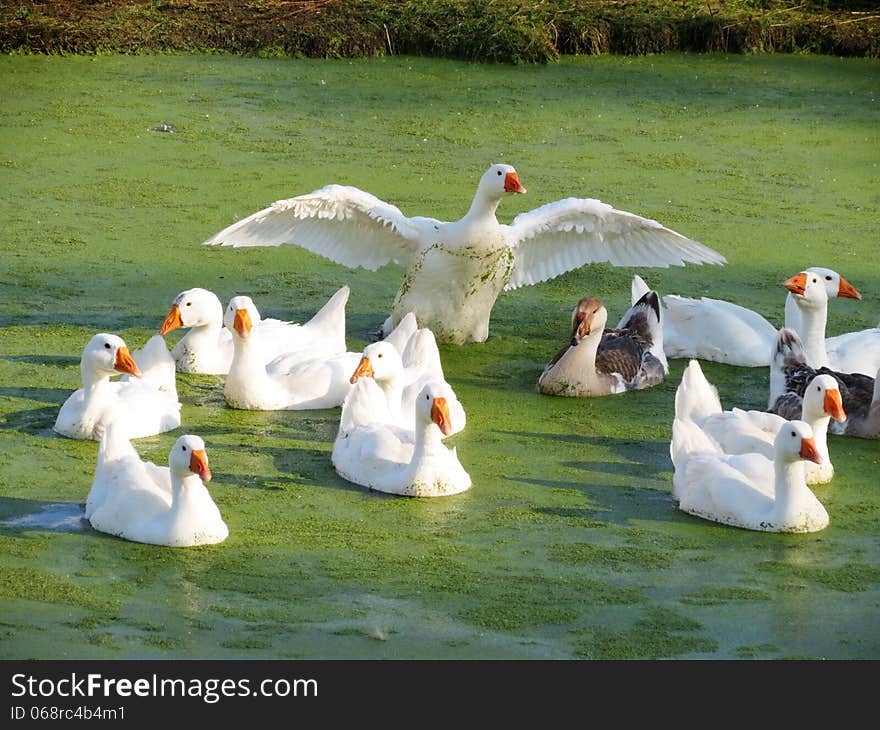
0 52 878 659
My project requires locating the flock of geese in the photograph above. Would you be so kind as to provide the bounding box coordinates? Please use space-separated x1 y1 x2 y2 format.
47 164 879 547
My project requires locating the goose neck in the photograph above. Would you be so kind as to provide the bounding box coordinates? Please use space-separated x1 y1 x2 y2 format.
413 417 445 457
805 414 830 463
81 365 112 393
465 189 502 220
796 301 829 368
170 473 203 511
184 319 224 347
376 374 404 418
773 457 803 502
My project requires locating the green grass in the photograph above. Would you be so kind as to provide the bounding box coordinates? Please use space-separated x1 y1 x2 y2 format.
0 52 879 659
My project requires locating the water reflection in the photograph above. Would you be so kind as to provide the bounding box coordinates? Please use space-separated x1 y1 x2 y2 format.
2 502 88 532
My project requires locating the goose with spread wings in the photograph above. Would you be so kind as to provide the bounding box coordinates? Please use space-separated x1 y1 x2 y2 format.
204 164 726 345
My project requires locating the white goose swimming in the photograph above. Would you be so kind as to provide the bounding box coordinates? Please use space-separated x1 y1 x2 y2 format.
87 425 228 547
332 379 471 497
674 359 845 484
160 286 349 374
671 417 828 533
204 163 725 344
784 271 880 375
769 328 880 439
54 333 181 440
633 268 868 369
348 336 467 436
538 290 665 397
223 295 360 410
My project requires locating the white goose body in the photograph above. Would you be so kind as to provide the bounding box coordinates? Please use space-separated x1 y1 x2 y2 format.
538 290 665 397
204 164 725 345
332 380 471 497
223 295 359 410
635 268 865 368
87 428 228 547
671 418 829 533
54 334 181 440
674 360 845 484
161 286 349 375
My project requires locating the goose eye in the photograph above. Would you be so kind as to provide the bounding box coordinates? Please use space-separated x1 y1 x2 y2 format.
825 275 832 281
812 278 817 283
182 445 187 451
377 353 383 358
816 386 821 391
791 430 796 437
497 170 502 176
104 343 112 349
426 394 430 400
186 302 192 307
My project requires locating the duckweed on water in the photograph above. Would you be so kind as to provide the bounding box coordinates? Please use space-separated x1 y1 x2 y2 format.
548 543 673 571
574 607 718 659
757 561 880 593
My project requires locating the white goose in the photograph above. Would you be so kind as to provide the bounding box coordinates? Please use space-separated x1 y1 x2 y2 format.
204 163 725 345
332 379 471 497
87 425 228 547
223 295 360 410
160 286 349 375
348 336 467 436
538 290 665 397
674 359 845 484
785 271 880 376
54 334 181 440
671 418 828 533
633 268 868 369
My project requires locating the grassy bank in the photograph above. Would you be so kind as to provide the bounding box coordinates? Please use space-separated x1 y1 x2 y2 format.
3 1 880 62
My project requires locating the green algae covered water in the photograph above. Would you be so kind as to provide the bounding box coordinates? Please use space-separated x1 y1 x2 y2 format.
0 53 878 659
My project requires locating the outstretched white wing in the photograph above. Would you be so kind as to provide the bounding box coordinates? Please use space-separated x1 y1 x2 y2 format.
504 198 725 291
204 184 435 271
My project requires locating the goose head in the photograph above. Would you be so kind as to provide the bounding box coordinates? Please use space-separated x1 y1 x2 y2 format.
806 267 861 301
350 341 404 385
774 420 822 465
801 374 846 424
223 296 261 340
169 434 212 482
161 288 224 334
478 163 527 200
784 271 829 311
82 333 141 378
570 296 608 346
416 381 454 436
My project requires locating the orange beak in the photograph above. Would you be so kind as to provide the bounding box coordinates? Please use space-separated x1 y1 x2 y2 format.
504 171 526 194
823 388 846 423
799 436 822 465
350 356 374 384
160 304 184 335
431 397 453 436
837 276 861 300
189 449 212 482
784 273 808 296
233 308 252 339
574 309 595 340
114 346 141 377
